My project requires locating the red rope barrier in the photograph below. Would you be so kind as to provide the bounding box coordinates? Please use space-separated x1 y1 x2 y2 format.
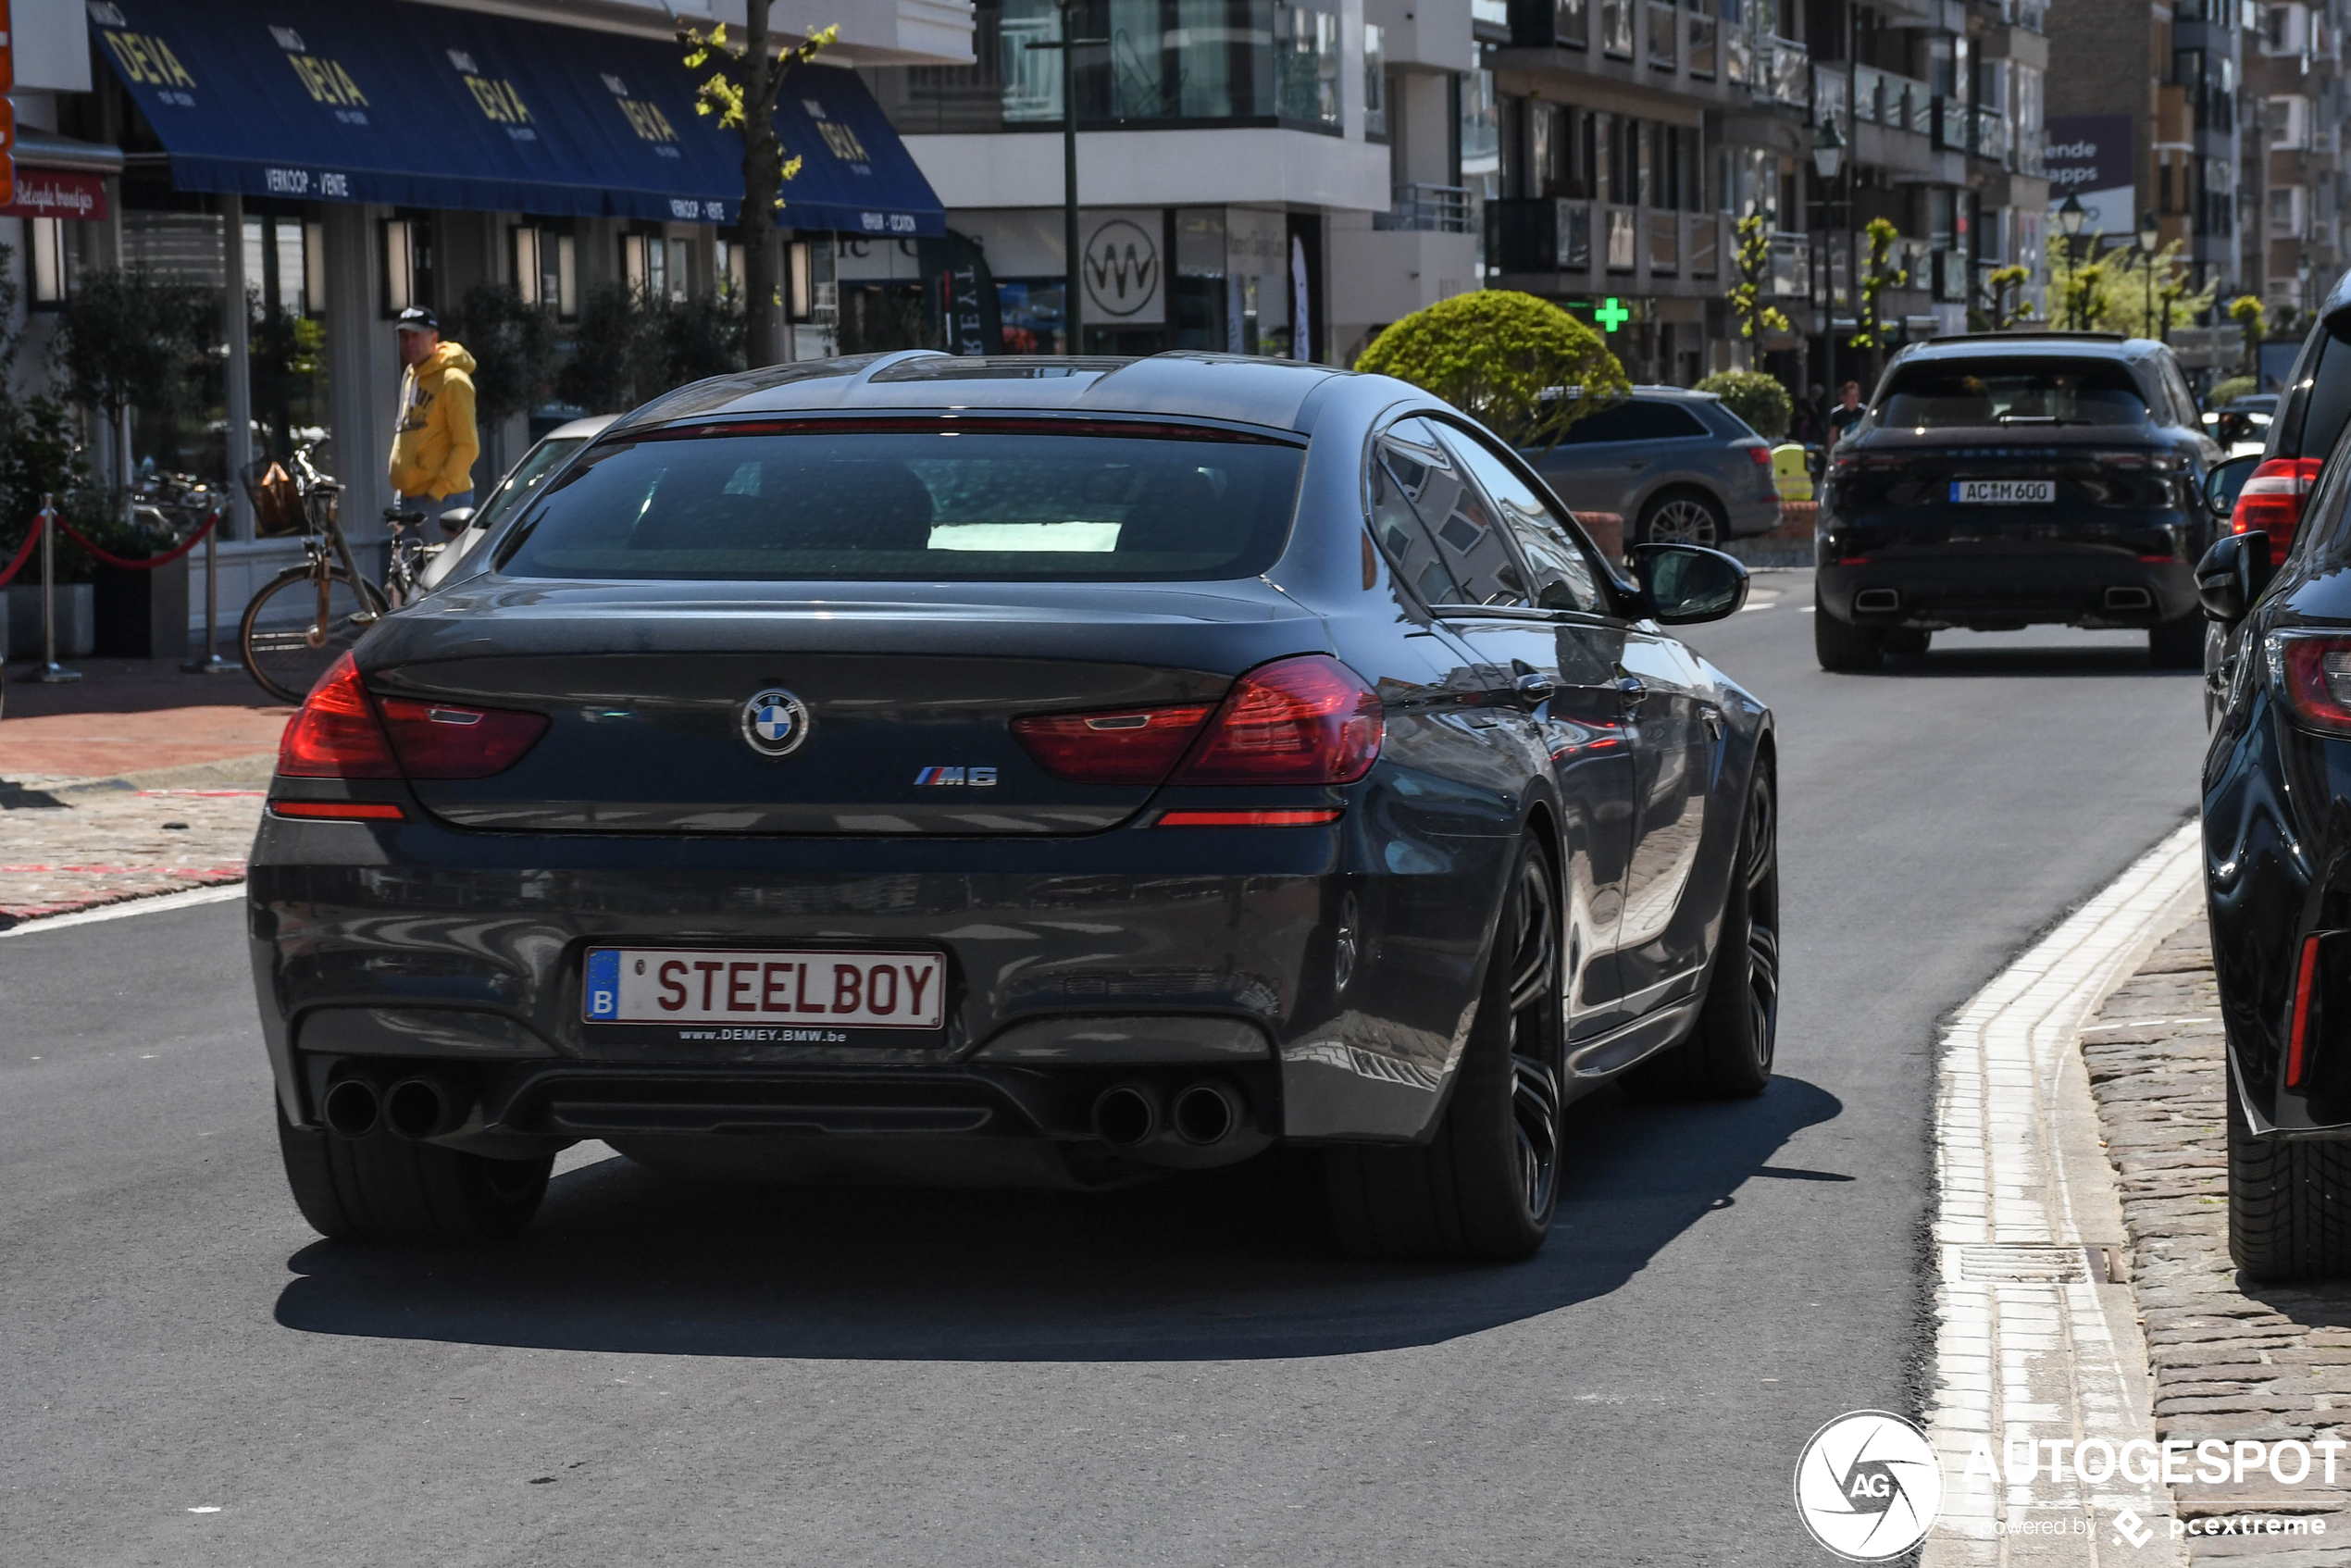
53 508 220 571
0 514 42 589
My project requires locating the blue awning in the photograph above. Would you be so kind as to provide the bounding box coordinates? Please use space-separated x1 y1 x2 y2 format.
91 0 943 235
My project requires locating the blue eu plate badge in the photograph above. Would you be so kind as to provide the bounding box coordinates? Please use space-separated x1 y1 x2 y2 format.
585 949 621 1020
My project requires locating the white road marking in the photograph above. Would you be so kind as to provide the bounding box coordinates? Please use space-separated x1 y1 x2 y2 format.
0 881 243 939
1923 821 2200 1563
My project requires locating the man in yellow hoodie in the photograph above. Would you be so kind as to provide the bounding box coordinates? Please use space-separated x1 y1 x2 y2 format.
387 306 479 528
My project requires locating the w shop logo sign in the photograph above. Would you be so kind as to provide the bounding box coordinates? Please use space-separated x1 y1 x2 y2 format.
1084 219 1158 318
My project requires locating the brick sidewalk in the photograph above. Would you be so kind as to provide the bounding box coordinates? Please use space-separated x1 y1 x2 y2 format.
2083 917 2351 1560
2 658 283 927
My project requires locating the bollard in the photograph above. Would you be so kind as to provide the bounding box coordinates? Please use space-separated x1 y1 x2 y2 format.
32 492 80 684
180 507 235 675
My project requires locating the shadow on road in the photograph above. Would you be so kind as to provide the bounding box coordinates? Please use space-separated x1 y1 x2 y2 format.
1860 646 2200 680
274 1076 1843 1361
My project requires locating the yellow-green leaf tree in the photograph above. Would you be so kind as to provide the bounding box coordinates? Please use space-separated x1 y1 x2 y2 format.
1355 291 1630 449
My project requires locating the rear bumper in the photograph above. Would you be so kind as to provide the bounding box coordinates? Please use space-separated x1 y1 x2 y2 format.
247 807 1511 1155
1726 490 1785 538
1816 552 2200 629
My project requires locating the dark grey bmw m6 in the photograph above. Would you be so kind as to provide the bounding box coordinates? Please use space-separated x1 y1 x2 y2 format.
253 351 1777 1260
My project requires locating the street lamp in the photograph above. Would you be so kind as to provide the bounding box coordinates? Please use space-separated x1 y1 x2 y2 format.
1026 1 1110 355
1812 118 1846 426
2137 211 2160 338
2057 193 2086 330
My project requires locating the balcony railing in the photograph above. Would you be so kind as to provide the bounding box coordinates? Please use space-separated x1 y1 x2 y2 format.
1648 210 1679 274
1687 213 1721 278
1760 36 1809 106
1376 182 1471 232
1686 8 1716 77
1489 200 1722 281
1769 233 1812 299
1853 64 1933 134
1724 26 1752 84
1971 105 2010 164
1605 205 1637 270
1647 0 1676 68
1813 65 1847 129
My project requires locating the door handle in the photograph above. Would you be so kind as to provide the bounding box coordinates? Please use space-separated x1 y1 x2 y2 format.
1614 675 1649 712
1513 671 1557 703
1625 458 1648 471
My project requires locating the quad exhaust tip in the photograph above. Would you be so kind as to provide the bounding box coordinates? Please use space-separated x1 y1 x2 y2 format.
384 1076 462 1140
1091 1082 1160 1148
321 1078 380 1139
1171 1081 1242 1147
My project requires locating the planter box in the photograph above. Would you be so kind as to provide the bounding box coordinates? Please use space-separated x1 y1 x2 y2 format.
1580 511 1625 565
93 554 189 659
6 582 93 660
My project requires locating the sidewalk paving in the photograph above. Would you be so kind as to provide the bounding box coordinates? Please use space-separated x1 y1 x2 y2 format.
1 658 282 927
2084 915 2351 1561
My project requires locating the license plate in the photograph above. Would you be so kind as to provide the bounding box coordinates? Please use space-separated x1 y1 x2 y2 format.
583 948 945 1028
1950 479 2055 504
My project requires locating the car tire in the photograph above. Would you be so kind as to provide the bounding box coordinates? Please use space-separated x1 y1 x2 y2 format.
2149 615 2205 670
1324 836 1565 1261
1813 592 1885 671
1636 489 1725 548
1622 765 1779 1101
2227 1070 2351 1282
276 1096 553 1243
1881 628 1931 656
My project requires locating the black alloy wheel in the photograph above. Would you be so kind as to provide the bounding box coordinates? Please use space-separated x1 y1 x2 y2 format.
1325 835 1566 1260
1625 765 1779 1099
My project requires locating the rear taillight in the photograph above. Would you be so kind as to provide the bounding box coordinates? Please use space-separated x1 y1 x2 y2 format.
2233 456 2323 550
2289 933 2322 1089
2278 635 2351 736
378 698 550 779
1738 442 1772 466
276 653 548 781
1171 655 1383 786
1011 703 1214 784
278 653 400 778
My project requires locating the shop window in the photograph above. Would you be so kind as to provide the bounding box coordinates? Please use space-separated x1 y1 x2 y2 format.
622 231 686 300
718 239 747 300
511 227 578 317
28 217 68 307
381 215 434 317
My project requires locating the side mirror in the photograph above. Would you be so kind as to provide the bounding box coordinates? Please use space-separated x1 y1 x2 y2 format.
437 506 476 537
1631 542 1749 625
2205 454 2259 520
2196 531 2275 623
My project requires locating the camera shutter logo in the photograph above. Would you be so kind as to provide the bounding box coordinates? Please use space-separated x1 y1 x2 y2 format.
740 689 813 758
1084 219 1159 318
1792 1410 1942 1561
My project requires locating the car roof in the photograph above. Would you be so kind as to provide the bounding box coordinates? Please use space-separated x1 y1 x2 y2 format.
1894 333 2166 365
544 414 620 442
610 351 1354 437
1627 384 1720 401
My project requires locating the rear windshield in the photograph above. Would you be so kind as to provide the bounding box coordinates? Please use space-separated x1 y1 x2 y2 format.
1877 359 2149 429
495 426 1305 582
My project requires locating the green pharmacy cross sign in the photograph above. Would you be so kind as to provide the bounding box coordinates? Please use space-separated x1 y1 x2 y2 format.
1594 297 1631 332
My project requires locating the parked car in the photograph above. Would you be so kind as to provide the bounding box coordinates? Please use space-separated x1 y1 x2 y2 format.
253 351 1778 1263
1523 386 1781 546
2203 392 2276 458
2196 393 2351 1279
1812 331 2221 670
416 415 616 592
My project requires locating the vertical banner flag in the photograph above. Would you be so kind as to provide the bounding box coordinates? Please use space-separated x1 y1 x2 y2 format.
0 0 17 208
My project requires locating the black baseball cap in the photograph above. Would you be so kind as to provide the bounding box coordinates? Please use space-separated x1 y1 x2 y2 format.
394 306 439 333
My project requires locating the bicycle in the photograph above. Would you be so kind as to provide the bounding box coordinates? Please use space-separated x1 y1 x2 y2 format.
237 446 443 703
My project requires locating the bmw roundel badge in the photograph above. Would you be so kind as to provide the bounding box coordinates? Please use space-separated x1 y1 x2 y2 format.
740 688 813 758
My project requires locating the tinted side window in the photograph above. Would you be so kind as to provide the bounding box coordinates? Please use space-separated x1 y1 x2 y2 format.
1553 399 1710 444
2158 357 2199 429
1381 418 1531 606
2297 331 2351 466
1433 424 1605 614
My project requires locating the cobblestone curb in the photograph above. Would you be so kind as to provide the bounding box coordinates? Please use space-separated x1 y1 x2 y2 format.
2083 915 2351 1562
0 787 264 926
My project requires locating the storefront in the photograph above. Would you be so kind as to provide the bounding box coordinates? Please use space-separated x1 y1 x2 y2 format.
73 0 942 615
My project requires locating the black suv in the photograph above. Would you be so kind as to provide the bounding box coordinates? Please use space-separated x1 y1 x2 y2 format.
1814 333 2220 670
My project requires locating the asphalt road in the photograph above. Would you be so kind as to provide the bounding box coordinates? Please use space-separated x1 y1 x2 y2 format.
0 570 2209 1567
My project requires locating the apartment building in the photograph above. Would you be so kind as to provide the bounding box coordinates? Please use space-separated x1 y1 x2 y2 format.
2245 0 2349 326
2046 0 2248 297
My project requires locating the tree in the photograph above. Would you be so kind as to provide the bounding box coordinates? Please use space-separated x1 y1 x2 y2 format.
1695 370 1792 440
1354 291 1630 449
2230 294 2266 374
52 267 216 523
1849 218 1909 351
451 283 560 433
1727 214 1792 362
1983 265 2035 331
679 10 839 367
2046 237 2212 338
554 283 651 415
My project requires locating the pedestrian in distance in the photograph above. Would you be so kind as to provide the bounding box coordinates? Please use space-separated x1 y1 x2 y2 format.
388 305 479 531
1826 380 1867 448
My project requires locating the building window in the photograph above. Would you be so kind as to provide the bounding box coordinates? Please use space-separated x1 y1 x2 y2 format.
28 217 68 306
380 216 434 317
512 227 578 317
1362 24 1386 139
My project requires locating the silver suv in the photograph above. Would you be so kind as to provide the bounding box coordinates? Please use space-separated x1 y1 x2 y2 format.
1524 385 1783 546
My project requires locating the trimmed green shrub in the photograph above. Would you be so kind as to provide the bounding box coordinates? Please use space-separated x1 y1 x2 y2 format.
2207 375 2258 408
1695 370 1793 440
1355 291 1629 448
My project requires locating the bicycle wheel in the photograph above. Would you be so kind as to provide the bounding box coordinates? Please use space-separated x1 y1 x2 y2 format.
241 565 385 703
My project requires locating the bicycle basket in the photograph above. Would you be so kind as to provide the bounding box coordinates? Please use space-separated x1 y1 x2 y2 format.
242 459 305 537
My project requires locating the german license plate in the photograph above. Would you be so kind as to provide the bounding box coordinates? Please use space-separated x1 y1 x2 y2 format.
583 948 945 1027
1951 479 2055 504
